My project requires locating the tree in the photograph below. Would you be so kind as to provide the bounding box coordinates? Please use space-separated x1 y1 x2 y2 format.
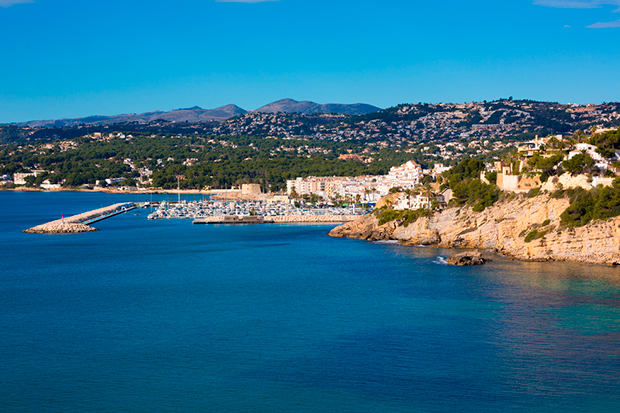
562 153 594 175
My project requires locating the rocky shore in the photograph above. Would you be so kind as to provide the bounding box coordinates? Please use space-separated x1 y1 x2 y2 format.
329 194 620 266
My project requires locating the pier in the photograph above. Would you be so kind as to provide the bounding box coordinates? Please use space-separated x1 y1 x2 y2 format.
24 203 136 234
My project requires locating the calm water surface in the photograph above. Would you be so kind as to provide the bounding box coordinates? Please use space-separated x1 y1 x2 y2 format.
1 191 619 412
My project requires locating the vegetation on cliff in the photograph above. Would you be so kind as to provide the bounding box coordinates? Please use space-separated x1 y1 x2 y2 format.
374 207 430 226
560 179 620 227
444 158 501 212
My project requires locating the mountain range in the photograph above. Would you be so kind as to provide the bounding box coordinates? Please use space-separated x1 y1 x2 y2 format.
15 99 382 128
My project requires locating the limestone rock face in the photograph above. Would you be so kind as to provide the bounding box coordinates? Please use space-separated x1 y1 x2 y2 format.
329 194 620 266
328 214 397 241
446 251 487 266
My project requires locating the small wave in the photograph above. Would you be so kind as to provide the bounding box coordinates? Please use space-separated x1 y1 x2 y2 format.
433 256 448 265
374 240 399 244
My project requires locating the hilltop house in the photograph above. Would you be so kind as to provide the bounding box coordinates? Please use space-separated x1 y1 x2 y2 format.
568 143 620 171
518 135 554 157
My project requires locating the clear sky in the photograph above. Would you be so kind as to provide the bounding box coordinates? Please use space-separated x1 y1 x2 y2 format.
1 0 619 123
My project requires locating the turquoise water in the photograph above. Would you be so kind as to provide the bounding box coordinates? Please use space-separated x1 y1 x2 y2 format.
1 191 620 412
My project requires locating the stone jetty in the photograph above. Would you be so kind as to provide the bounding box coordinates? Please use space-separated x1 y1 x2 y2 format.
24 203 133 234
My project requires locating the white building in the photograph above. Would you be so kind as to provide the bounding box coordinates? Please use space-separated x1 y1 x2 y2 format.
395 193 432 210
568 143 620 170
287 161 426 201
13 170 46 185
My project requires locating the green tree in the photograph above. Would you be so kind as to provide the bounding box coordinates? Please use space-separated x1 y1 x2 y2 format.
562 153 594 174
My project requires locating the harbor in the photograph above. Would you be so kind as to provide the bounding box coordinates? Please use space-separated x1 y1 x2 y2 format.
147 199 361 224
23 199 361 233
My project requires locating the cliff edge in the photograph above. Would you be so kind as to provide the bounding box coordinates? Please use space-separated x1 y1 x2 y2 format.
329 194 620 266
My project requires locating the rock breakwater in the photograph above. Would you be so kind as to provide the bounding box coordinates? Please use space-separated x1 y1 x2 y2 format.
24 223 98 234
23 203 132 234
329 194 620 266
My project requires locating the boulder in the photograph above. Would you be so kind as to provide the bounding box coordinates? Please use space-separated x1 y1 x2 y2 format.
446 251 487 266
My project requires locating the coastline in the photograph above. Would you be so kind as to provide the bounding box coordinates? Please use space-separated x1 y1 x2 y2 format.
329 193 620 267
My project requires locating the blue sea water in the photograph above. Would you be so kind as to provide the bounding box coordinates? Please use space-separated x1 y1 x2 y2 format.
1 191 620 413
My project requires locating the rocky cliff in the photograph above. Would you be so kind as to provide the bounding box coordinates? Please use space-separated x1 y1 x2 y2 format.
329 194 620 266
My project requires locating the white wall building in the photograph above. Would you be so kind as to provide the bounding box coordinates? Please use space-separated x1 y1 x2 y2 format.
395 194 432 210
568 143 620 170
287 161 427 201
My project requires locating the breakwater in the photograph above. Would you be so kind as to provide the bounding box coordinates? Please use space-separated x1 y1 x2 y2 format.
24 203 135 234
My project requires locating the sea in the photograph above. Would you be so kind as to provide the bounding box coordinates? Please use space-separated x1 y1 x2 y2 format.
1 191 620 413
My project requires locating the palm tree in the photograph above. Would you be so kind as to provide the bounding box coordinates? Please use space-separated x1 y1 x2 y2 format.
574 130 585 143
403 188 415 209
422 184 434 211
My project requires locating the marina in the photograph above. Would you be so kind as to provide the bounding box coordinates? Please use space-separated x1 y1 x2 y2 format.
147 199 362 223
23 198 361 233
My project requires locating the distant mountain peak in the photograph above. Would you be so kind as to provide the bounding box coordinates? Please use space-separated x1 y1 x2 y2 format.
178 106 203 111
255 99 381 115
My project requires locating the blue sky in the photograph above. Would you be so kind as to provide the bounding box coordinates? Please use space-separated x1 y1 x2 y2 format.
1 0 619 123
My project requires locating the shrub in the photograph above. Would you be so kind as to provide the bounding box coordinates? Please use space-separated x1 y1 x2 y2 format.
550 190 565 199
526 187 540 198
525 229 547 243
524 229 539 242
374 207 426 226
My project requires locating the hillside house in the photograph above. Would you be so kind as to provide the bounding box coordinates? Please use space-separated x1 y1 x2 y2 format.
568 143 620 170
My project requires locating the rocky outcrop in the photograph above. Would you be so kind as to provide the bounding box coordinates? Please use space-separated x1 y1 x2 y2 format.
446 252 487 266
329 214 400 241
329 194 620 266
